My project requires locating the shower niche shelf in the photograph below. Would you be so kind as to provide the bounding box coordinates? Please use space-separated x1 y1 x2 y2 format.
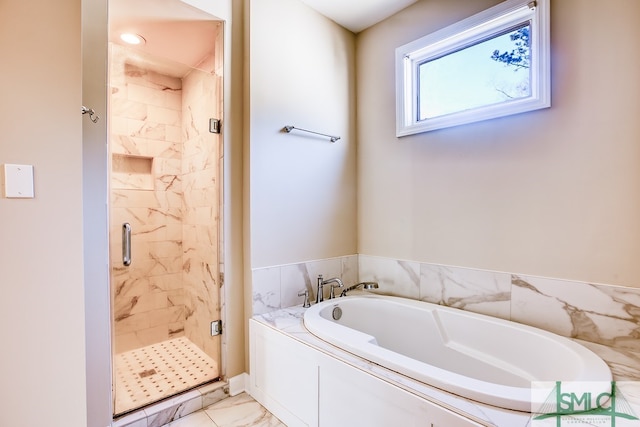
111 153 154 190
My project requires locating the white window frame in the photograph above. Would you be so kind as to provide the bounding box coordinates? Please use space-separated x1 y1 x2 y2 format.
395 0 550 137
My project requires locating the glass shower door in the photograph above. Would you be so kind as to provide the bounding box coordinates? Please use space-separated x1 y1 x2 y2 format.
107 15 223 414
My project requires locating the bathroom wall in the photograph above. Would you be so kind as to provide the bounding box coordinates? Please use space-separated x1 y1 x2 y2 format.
0 0 241 424
357 0 640 287
246 0 640 364
247 0 358 270
0 0 87 426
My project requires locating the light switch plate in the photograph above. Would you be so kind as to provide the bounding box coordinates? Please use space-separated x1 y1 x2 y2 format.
4 164 34 198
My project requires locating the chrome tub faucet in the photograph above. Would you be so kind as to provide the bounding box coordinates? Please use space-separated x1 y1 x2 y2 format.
316 275 344 304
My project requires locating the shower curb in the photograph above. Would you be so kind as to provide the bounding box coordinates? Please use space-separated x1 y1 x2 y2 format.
113 380 228 427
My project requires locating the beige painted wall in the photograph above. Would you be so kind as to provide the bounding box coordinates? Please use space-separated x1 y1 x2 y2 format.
0 0 87 426
0 0 245 425
248 0 357 268
357 0 640 287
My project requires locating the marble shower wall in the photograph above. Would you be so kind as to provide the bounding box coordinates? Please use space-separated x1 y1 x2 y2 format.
182 57 223 363
110 44 186 353
109 43 222 361
253 253 640 351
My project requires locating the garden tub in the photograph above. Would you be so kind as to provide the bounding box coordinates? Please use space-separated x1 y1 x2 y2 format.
303 294 612 412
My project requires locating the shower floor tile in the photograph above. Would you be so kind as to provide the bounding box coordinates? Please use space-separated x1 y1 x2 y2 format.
114 337 218 415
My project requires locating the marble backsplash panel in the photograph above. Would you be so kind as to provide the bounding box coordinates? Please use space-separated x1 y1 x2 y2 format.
253 253 640 351
360 254 640 351
511 275 640 351
359 255 512 320
252 256 358 315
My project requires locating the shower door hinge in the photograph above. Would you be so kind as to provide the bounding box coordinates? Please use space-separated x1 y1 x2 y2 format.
209 118 221 134
211 320 223 336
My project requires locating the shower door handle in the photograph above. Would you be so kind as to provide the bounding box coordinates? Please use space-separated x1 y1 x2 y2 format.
122 223 132 266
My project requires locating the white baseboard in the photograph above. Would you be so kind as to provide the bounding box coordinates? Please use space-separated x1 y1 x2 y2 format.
228 372 249 396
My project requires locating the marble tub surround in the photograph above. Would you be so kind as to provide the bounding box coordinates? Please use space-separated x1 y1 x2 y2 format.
359 255 512 320
358 255 640 351
419 263 511 319
578 340 640 382
253 307 640 427
253 254 640 353
251 255 357 315
511 275 640 352
358 255 421 299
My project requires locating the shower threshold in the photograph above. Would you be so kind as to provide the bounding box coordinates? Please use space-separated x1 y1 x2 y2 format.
114 336 219 415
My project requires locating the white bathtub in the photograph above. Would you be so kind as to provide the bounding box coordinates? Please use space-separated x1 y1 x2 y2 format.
303 294 612 412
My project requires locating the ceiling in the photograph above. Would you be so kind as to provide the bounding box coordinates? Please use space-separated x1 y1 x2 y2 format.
108 0 417 74
298 0 419 33
109 0 219 75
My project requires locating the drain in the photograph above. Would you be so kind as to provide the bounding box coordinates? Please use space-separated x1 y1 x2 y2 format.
332 306 342 320
138 369 157 378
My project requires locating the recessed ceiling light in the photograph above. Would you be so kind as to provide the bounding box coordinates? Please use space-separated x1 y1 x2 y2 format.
120 33 146 45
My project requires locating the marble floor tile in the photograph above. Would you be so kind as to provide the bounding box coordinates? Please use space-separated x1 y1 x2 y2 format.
164 393 284 427
166 411 217 427
204 393 285 427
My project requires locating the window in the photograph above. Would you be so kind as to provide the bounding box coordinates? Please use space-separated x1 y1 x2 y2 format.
396 0 550 136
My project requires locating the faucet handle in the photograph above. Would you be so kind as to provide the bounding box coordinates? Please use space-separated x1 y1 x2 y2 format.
329 282 343 299
297 289 310 308
316 275 325 304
